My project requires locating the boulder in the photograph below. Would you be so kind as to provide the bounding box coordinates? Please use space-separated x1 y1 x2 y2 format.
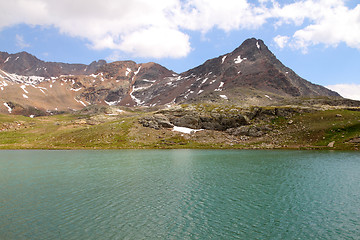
171 114 200 129
327 141 335 148
226 125 266 137
153 114 174 128
349 137 360 143
139 114 173 130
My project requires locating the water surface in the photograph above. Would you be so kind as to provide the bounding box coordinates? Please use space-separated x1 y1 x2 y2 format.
1 150 359 239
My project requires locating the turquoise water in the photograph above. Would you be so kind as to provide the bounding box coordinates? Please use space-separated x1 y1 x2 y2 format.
0 150 359 239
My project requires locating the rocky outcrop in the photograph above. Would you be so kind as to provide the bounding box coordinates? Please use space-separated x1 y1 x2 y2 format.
245 106 312 120
348 137 360 143
226 125 272 137
139 108 250 131
163 109 249 131
3 101 47 117
139 105 310 138
139 114 174 130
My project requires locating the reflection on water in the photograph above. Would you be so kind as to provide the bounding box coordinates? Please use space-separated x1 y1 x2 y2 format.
0 150 359 239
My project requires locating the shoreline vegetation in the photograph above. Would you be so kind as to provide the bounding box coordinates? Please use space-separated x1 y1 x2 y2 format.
0 102 360 151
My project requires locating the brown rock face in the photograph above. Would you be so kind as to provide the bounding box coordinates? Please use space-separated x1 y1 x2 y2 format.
0 51 106 77
0 38 343 115
125 38 340 108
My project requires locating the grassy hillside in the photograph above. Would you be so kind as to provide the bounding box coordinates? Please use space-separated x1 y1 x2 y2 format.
0 105 359 150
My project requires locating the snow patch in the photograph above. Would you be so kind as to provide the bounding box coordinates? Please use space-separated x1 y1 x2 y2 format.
222 55 227 64
3 102 12 113
0 80 8 87
234 55 247 64
210 79 217 84
70 87 82 92
141 79 156 83
201 78 208 84
31 85 48 91
20 85 28 94
23 94 28 99
90 73 99 78
256 41 261 49
0 71 46 85
105 100 120 106
182 89 192 99
125 68 131 76
220 95 228 100
198 90 204 94
29 115 35 118
214 82 224 91
130 86 145 105
74 98 87 107
134 66 141 75
172 126 203 134
176 76 183 81
4 57 10 63
265 95 272 100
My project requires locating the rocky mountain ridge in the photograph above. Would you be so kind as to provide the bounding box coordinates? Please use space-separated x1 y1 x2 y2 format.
0 38 343 116
0 51 106 77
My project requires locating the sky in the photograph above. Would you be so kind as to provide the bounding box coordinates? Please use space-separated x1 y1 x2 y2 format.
0 0 359 100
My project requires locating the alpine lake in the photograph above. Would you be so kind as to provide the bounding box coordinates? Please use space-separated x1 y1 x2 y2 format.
1 150 359 239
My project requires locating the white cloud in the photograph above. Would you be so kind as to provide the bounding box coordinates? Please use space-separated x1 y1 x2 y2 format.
117 27 191 58
15 34 30 48
1 0 360 58
106 51 123 62
274 35 289 48
176 0 269 32
0 0 189 59
273 0 360 52
326 84 360 101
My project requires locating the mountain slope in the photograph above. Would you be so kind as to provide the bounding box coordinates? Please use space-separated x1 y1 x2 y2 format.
0 51 106 77
130 38 339 107
0 38 342 115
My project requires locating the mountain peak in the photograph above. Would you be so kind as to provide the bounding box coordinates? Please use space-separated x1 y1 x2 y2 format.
0 38 340 113
229 38 270 62
171 37 339 104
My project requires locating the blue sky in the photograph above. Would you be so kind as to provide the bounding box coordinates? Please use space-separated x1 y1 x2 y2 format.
0 0 359 100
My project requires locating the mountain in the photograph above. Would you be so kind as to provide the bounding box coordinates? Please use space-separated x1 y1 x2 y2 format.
0 51 106 77
0 38 341 115
130 38 339 107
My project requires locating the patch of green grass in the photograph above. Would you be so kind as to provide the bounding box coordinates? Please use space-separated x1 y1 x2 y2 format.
282 109 360 148
0 108 360 150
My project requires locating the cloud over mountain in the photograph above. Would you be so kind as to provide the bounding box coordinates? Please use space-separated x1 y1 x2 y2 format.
327 84 360 101
0 0 359 58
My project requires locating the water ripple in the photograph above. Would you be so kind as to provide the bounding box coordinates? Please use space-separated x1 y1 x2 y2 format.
0 150 360 239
